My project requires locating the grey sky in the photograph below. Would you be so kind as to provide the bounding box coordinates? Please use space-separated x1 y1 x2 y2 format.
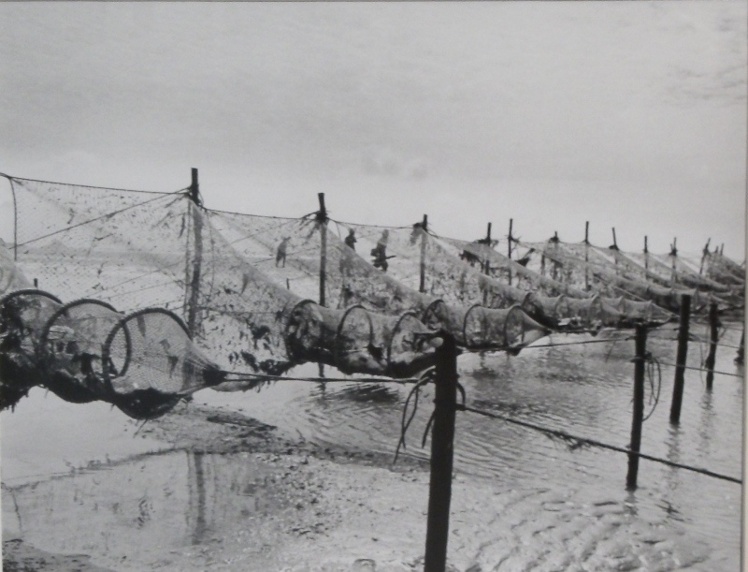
1 2 745 257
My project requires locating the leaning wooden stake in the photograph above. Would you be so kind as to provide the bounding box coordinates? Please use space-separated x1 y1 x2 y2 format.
424 332 458 572
669 294 691 424
705 301 719 390
627 324 647 491
318 193 328 307
419 215 428 294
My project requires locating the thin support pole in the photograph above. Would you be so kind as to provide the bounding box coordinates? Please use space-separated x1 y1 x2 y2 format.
644 236 649 274
318 193 327 307
705 302 719 390
482 222 491 305
186 168 203 338
669 294 691 424
8 177 18 261
483 222 492 275
584 221 589 291
507 218 513 286
419 214 428 294
627 324 647 491
424 332 458 572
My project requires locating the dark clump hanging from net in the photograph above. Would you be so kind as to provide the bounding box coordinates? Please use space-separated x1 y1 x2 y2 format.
0 289 63 410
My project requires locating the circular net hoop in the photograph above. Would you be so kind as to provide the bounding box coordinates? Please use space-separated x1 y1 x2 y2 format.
284 299 334 367
102 308 222 419
462 304 548 350
334 305 374 367
383 311 440 378
37 299 123 403
285 300 438 377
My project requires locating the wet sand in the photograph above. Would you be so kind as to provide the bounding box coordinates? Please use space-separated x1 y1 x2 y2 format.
2 399 464 572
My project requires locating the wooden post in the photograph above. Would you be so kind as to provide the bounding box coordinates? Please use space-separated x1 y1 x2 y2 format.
507 218 513 286
626 324 647 491
611 227 619 276
699 238 711 276
644 236 649 274
705 302 719 390
186 168 203 338
736 328 744 365
483 222 492 275
419 214 428 294
424 332 458 572
670 238 678 285
669 294 691 424
482 222 491 306
584 221 589 291
318 193 327 307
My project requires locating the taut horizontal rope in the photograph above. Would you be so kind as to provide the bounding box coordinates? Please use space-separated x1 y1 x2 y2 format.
459 405 741 485
654 360 744 379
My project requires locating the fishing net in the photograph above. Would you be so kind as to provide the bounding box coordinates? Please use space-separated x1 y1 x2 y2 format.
421 300 548 350
102 308 224 419
7 176 443 388
190 208 441 379
9 177 191 313
605 247 732 295
702 250 745 289
440 237 589 299
515 238 705 316
0 289 62 409
37 298 124 404
207 210 549 350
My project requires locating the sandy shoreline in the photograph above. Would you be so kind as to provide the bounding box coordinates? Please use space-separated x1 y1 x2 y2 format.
2 399 470 572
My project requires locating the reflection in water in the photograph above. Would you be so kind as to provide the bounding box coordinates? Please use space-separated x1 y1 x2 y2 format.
188 452 207 545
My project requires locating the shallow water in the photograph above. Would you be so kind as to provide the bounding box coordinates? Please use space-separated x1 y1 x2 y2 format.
2 323 744 570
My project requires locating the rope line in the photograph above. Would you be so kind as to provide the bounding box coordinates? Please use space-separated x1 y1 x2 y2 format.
459 405 742 485
14 193 184 249
221 372 423 385
655 360 744 378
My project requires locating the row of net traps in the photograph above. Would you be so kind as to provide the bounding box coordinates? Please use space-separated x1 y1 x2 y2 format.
0 287 561 420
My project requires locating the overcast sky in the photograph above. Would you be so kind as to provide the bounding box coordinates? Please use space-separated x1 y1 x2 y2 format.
1 2 745 258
